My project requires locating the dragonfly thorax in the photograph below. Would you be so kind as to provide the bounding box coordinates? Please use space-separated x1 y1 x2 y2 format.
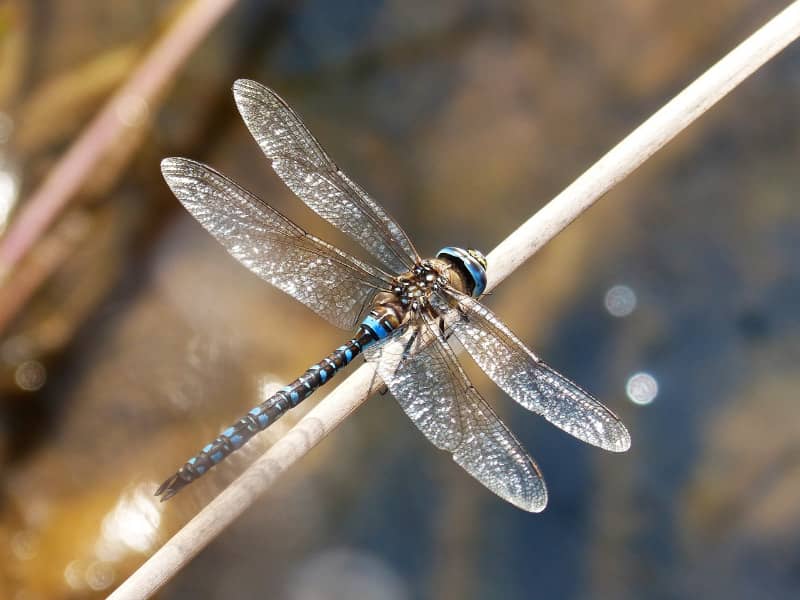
362 253 484 342
394 262 447 302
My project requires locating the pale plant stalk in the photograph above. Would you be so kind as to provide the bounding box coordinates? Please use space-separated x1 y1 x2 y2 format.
109 2 800 599
0 0 240 283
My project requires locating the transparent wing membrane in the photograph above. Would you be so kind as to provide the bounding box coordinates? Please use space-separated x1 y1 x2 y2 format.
233 79 419 274
161 158 391 330
365 315 548 512
435 290 631 452
365 323 464 451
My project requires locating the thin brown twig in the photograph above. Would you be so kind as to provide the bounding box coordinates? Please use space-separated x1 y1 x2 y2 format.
0 0 239 286
109 2 800 599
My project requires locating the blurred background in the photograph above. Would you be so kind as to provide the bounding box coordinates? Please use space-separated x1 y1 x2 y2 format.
1 0 799 598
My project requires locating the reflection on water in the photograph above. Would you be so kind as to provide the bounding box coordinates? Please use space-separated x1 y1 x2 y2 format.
0 1 799 599
96 483 162 561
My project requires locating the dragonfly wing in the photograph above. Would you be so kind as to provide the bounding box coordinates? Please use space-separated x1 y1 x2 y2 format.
162 157 392 330
365 324 462 450
365 316 547 512
434 290 631 452
233 79 420 274
452 380 547 513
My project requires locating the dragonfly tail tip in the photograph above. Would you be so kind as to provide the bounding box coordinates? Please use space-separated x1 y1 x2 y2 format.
155 473 186 501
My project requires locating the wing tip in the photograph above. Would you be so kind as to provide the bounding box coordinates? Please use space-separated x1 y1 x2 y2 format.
520 497 548 513
232 78 278 106
160 156 183 175
232 78 255 95
602 423 632 453
160 157 218 181
612 428 632 453
512 481 548 513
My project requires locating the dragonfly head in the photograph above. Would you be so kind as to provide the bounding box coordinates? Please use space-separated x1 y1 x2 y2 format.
436 247 487 297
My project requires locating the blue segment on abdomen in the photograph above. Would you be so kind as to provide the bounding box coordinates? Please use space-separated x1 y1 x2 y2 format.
361 314 391 340
315 366 327 382
221 426 245 448
248 406 270 428
336 346 353 364
282 385 301 406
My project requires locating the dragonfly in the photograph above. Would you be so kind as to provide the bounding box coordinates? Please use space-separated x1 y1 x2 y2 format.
156 79 631 511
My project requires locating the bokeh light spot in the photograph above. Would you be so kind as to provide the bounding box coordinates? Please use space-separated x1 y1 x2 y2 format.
14 361 47 391
626 372 658 405
10 530 38 561
86 561 115 591
604 284 637 317
64 560 86 590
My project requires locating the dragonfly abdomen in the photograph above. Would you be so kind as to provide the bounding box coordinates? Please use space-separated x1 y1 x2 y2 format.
156 327 376 500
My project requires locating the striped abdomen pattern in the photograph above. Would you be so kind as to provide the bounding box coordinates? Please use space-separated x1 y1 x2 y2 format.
156 326 379 500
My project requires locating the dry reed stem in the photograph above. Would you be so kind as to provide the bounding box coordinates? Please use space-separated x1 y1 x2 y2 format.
0 0 239 283
110 3 800 599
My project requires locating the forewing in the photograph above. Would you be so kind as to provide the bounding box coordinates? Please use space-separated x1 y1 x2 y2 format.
233 79 419 274
161 157 391 330
365 316 547 512
435 290 631 452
